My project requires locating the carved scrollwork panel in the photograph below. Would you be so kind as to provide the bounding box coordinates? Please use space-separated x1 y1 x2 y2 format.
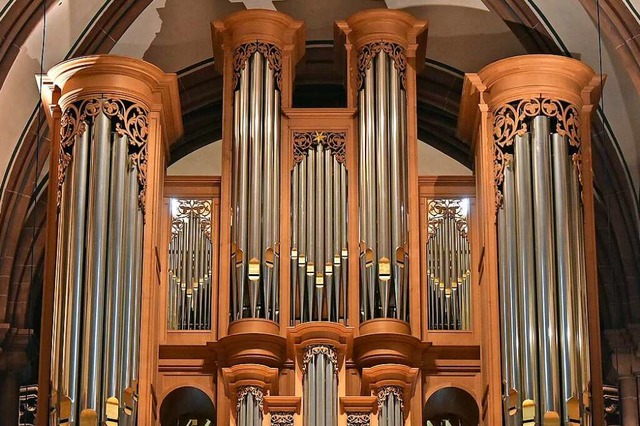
171 199 213 241
57 97 149 216
356 41 407 91
347 412 371 426
270 412 294 426
301 344 339 376
292 131 346 165
233 41 283 91
492 96 581 212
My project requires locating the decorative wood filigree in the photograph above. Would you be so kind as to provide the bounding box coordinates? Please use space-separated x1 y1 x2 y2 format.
171 199 213 241
347 413 370 426
292 131 346 165
492 96 581 211
237 385 264 412
271 412 294 426
427 199 469 239
233 41 283 91
301 344 338 376
376 386 404 411
58 97 149 216
356 41 407 91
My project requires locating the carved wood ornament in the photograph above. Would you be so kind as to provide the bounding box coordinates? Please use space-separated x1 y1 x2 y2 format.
236 385 264 412
270 412 294 426
233 41 283 91
492 96 581 212
346 413 371 426
58 97 149 215
292 131 347 165
376 385 404 411
301 344 339 376
356 41 407 91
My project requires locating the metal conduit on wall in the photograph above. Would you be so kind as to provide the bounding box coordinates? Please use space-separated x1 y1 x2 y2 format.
496 113 591 425
231 49 281 322
358 47 409 322
426 199 472 331
302 345 338 426
290 133 348 324
49 98 146 425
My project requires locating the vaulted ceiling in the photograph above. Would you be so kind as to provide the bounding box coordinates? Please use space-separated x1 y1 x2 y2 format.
0 0 638 381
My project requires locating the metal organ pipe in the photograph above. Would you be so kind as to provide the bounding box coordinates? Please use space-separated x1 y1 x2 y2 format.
290 132 348 324
48 98 148 424
303 346 338 426
359 48 409 322
230 46 281 322
496 111 591 424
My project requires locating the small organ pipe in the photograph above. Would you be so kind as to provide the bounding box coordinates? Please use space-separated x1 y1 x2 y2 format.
298 158 307 322
272 89 281 321
333 157 341 322
340 165 348 321
316 144 325 319
291 156 299 325
498 208 513 424
307 147 316 321
389 56 403 320
358 89 368 319
325 149 333 321
80 110 111 415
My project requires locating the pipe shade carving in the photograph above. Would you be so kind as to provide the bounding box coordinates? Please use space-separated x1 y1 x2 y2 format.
290 131 348 324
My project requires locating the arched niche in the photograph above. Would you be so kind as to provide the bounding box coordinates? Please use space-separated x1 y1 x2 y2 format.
159 386 216 426
423 386 479 426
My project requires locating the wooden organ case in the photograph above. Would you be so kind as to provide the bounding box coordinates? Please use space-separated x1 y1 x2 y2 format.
36 8 606 426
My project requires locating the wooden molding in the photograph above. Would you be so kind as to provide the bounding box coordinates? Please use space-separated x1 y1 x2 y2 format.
362 364 419 416
221 364 279 403
263 396 301 414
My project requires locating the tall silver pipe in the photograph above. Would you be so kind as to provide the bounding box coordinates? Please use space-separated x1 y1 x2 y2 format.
262 63 274 319
248 52 264 317
61 125 89 423
531 115 560 416
552 134 580 424
340 165 348 321
570 161 591 422
364 63 376 319
514 133 539 419
291 159 299 325
298 158 307 322
272 89 281 321
80 110 111 415
237 64 250 319
504 162 522 423
333 157 341 322
358 90 368 320
130 208 144 385
119 160 138 405
389 58 403 320
316 144 325 320
324 149 333 321
399 88 409 322
307 146 316 321
375 52 391 317
102 133 128 412
498 207 513 424
232 89 240 321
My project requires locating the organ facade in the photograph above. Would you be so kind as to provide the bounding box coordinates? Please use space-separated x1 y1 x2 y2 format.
37 8 604 426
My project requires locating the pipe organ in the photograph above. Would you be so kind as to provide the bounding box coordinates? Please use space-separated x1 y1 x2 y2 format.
426 199 472 331
37 9 606 426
